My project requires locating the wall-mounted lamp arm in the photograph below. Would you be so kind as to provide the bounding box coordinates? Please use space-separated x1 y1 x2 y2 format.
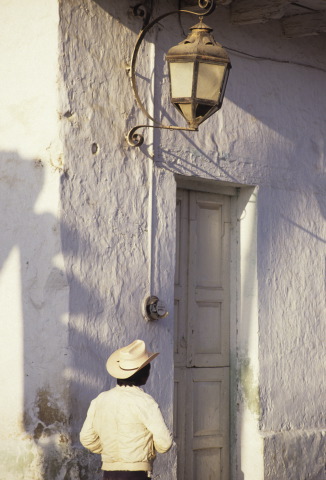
126 0 216 147
127 124 197 147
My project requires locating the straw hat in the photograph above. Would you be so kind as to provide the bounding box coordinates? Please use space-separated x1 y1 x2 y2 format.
106 339 159 379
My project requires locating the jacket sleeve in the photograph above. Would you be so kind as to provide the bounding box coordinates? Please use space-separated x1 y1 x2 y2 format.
143 398 173 453
80 399 103 454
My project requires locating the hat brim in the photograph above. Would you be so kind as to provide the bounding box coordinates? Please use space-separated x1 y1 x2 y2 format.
106 349 159 379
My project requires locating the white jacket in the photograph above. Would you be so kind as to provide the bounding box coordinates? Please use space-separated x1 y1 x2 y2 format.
80 385 172 472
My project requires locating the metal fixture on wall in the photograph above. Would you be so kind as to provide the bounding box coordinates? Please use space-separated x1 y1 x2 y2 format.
143 296 169 321
126 0 231 147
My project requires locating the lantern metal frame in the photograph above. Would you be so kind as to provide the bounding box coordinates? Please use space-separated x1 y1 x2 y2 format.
126 0 227 147
166 19 231 129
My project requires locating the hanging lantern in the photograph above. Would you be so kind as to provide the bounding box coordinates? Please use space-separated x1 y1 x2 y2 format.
166 18 231 129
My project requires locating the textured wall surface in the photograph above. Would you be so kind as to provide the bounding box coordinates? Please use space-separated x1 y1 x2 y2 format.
1 0 325 478
58 0 176 478
0 1 71 479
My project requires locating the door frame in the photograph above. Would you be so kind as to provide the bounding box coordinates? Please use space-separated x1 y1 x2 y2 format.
174 175 259 480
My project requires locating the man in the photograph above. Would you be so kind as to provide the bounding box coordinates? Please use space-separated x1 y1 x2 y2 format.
80 339 172 479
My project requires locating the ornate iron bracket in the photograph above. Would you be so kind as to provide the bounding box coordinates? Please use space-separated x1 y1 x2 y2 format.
126 0 217 147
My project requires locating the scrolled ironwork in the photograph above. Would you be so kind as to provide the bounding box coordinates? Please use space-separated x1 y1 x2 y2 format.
126 0 216 147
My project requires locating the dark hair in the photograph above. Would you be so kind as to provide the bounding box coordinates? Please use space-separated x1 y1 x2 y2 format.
117 363 151 387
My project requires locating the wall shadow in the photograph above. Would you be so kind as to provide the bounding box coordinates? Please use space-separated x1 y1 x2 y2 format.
0 152 108 479
0 152 67 478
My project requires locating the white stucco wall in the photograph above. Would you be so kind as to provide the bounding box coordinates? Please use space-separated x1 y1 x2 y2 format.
1 0 325 479
0 1 70 479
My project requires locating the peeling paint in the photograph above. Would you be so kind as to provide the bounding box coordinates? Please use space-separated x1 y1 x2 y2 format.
34 159 44 168
239 356 261 417
36 388 67 427
22 386 101 479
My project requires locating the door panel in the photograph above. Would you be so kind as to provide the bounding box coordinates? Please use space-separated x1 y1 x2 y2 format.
188 192 230 368
174 188 231 480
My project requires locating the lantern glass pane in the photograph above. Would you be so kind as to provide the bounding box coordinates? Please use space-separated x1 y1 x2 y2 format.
178 103 193 124
169 62 194 98
196 63 226 101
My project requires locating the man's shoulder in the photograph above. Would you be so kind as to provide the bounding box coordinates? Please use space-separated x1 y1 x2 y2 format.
93 387 117 403
133 388 159 408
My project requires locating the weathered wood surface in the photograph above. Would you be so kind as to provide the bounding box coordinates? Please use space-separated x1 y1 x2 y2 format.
282 11 326 37
293 0 326 11
230 0 289 24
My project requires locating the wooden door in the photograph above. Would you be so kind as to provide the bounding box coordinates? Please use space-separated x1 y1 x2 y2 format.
174 188 231 480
